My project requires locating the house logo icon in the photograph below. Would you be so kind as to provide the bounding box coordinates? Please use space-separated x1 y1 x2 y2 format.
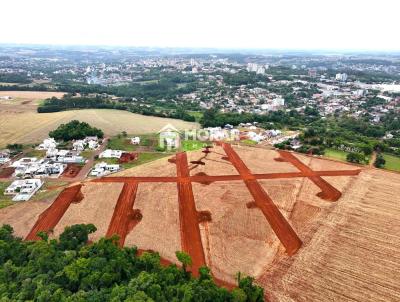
158 124 181 150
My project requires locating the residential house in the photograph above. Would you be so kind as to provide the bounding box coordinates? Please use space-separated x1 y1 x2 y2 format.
0 150 10 164
90 162 120 177
99 149 123 159
5 179 43 201
37 138 57 151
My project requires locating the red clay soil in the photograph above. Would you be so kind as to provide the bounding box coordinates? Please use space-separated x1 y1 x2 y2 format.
119 152 138 164
93 176 178 183
106 182 140 247
61 164 83 178
276 151 361 201
175 152 207 277
221 143 303 256
25 185 83 241
0 167 15 178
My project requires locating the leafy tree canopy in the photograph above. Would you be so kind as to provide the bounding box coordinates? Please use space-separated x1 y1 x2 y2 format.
0 224 264 301
49 120 104 141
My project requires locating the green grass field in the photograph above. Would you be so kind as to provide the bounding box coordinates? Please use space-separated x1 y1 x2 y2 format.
241 139 258 146
382 153 400 172
324 148 349 162
107 136 137 151
0 182 14 209
107 134 156 152
96 152 170 170
181 140 207 151
24 149 46 158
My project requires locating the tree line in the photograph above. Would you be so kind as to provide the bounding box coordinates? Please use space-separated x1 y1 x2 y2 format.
0 224 264 301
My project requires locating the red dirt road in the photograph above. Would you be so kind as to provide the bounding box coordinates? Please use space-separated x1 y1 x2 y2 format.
25 185 83 241
176 152 207 277
221 143 302 256
106 182 140 246
277 151 361 201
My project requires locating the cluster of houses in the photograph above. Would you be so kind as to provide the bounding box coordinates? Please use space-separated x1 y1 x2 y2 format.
38 137 97 164
4 179 43 201
11 157 66 178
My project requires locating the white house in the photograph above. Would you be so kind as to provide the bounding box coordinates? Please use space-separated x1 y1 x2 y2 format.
131 137 141 145
0 150 10 164
90 162 120 177
87 140 99 150
73 140 86 151
37 138 57 151
99 149 123 159
5 179 43 201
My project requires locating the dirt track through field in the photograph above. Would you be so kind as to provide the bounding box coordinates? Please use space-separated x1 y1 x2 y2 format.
222 143 302 255
276 151 360 201
175 152 207 277
23 144 365 291
25 185 83 240
106 182 140 246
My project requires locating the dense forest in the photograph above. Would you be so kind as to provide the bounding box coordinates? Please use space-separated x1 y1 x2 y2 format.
38 95 197 122
0 224 264 301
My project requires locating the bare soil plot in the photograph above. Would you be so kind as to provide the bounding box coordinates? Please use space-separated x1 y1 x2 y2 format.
51 183 123 243
0 200 51 239
258 169 400 302
234 146 300 174
61 164 83 178
112 155 177 177
193 180 282 284
187 146 240 177
0 167 15 178
124 182 181 263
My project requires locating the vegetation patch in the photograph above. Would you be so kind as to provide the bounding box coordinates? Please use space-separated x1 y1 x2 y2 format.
182 140 207 151
0 224 264 301
0 182 14 209
324 148 349 162
382 153 400 172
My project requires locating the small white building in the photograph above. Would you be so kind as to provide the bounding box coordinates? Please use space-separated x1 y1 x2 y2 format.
90 162 120 177
37 138 57 151
131 137 141 145
99 149 123 159
0 150 10 164
5 179 43 201
73 140 86 151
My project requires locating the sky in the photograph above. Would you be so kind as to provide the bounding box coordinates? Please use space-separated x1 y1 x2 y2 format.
1 0 399 50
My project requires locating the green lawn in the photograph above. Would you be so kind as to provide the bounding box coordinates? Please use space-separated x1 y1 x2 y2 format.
96 152 170 170
107 136 137 151
181 140 207 151
324 148 349 162
80 150 95 159
0 182 14 209
382 153 400 172
241 139 258 146
31 181 69 202
24 149 46 158
107 134 157 151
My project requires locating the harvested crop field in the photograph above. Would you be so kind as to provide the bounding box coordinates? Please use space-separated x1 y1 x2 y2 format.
1 145 400 301
0 91 199 147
